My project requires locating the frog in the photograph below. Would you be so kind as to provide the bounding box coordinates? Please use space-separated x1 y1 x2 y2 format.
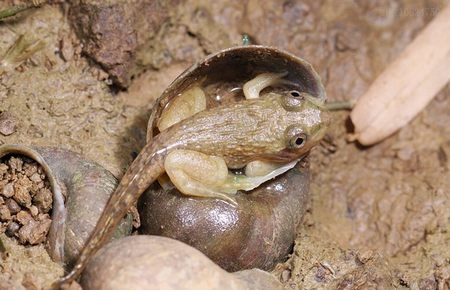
56 72 330 286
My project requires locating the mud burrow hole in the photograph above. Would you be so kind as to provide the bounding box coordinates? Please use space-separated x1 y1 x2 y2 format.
0 155 53 245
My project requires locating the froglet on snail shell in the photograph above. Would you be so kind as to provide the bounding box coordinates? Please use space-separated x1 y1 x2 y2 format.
57 73 330 285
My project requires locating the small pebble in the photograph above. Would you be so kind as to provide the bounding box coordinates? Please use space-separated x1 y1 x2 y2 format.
8 157 23 172
23 163 37 177
18 221 36 244
0 164 8 175
6 221 20 237
29 205 39 217
12 177 32 207
1 183 14 198
16 210 33 225
0 112 17 136
29 173 42 183
37 213 50 221
281 270 291 282
18 218 51 245
0 204 12 221
13 187 32 207
59 36 74 62
5 198 21 214
357 249 374 264
33 188 52 213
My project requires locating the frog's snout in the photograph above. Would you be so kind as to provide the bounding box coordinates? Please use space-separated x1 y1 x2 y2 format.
304 99 330 143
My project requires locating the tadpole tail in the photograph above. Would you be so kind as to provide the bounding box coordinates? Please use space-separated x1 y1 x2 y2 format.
54 137 168 287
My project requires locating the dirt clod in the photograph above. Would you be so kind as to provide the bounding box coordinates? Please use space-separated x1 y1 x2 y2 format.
8 156 23 172
68 1 174 88
0 204 12 221
0 155 53 245
0 112 17 136
6 198 21 215
33 188 52 214
1 183 14 197
13 177 33 207
281 270 291 282
16 210 33 225
5 221 20 237
17 216 52 245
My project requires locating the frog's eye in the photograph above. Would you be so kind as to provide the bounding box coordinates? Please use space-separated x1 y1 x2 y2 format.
282 94 303 111
289 90 304 99
289 133 307 149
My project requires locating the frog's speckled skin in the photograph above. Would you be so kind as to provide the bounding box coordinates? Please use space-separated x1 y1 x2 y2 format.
58 46 328 285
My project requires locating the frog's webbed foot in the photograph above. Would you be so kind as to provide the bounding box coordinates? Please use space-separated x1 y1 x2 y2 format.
164 149 237 204
243 72 288 99
227 160 299 191
244 160 283 177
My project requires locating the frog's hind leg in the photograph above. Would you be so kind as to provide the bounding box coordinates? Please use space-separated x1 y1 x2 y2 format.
165 150 300 204
156 86 207 189
164 149 237 204
157 86 207 131
243 72 288 99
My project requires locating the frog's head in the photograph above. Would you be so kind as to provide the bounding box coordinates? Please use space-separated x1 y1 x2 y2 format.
264 90 330 163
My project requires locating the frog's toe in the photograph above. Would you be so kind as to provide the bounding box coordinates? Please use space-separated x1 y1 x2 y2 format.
194 191 238 206
173 174 237 205
243 72 287 99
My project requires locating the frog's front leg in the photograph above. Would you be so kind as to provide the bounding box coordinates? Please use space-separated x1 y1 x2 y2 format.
164 149 237 204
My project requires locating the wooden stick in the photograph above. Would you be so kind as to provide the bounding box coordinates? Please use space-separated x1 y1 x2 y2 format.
350 5 450 145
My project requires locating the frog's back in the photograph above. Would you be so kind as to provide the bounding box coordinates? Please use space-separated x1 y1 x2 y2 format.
163 94 288 168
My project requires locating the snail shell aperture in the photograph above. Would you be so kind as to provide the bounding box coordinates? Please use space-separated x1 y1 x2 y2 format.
0 144 132 266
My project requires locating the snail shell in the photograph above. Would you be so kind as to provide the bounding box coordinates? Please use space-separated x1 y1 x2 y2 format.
147 45 326 141
80 235 283 290
139 45 326 271
0 144 132 266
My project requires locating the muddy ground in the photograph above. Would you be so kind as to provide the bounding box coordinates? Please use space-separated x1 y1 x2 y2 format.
0 0 449 289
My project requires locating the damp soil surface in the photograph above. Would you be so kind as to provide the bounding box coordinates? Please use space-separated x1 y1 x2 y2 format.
0 0 449 289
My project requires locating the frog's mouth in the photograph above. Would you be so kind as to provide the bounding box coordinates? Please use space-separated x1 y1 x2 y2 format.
257 147 311 164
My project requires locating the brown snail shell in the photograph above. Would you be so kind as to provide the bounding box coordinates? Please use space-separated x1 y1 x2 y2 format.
139 45 325 271
80 235 283 290
147 45 326 141
0 144 132 266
